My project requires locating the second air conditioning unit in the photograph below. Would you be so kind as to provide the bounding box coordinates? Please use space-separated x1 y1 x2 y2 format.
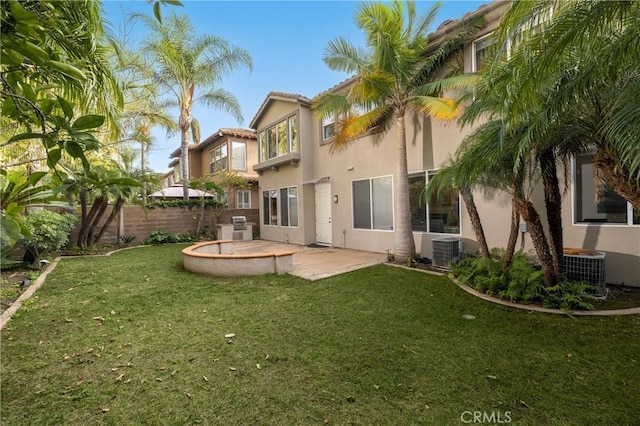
432 237 462 270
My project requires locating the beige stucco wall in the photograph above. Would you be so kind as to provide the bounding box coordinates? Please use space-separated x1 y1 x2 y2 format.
196 135 259 180
250 0 639 286
254 99 310 246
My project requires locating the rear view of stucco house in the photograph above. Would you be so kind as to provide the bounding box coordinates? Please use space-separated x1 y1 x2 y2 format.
167 128 260 210
250 0 639 286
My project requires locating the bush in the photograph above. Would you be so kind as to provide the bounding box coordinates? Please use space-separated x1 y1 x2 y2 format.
542 281 597 311
23 210 76 257
451 248 594 310
144 229 179 245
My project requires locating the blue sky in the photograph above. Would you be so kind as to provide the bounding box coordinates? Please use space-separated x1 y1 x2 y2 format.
102 0 489 173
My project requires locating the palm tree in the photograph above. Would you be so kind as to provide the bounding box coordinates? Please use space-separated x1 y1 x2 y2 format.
139 13 252 200
454 0 640 284
312 0 480 263
490 0 640 209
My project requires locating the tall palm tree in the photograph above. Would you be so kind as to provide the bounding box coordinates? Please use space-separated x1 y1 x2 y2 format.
139 13 252 200
312 0 479 263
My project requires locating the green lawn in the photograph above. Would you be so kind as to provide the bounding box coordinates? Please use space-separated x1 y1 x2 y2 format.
1 245 638 425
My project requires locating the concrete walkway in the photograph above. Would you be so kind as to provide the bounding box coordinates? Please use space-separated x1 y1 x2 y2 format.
231 240 387 280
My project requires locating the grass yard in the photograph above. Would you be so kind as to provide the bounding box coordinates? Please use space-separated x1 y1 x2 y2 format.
1 245 639 425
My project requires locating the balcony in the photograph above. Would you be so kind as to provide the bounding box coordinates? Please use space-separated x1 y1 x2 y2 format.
253 152 301 173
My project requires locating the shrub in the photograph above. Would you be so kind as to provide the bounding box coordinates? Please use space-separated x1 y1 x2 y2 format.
542 281 597 311
120 235 136 246
144 229 179 245
451 248 594 310
22 210 76 257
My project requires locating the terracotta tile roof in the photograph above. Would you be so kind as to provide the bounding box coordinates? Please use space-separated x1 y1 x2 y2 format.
195 128 256 152
249 91 312 129
314 75 358 97
168 128 256 159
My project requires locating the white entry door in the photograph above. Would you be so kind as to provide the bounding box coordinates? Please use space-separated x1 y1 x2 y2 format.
315 181 332 245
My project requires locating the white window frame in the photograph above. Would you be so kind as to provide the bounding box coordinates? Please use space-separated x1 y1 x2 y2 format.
351 175 394 232
209 143 228 174
258 114 299 162
280 186 299 228
259 131 267 162
426 170 461 235
472 33 495 73
262 189 278 226
408 170 462 235
288 116 298 153
571 154 639 227
322 115 335 141
237 189 251 209
231 141 246 171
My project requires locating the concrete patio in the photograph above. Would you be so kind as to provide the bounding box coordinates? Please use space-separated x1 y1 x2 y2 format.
230 240 387 280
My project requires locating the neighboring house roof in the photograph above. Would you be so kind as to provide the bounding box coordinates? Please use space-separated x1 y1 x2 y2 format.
168 158 179 167
149 186 217 199
249 91 312 129
169 128 256 158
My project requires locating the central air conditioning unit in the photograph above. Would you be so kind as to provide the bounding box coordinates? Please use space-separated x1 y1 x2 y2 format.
563 249 607 296
432 237 462 270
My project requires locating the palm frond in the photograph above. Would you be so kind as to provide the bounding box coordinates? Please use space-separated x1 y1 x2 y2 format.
323 37 370 73
196 88 243 124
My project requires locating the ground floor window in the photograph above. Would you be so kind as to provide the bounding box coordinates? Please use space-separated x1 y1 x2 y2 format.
574 154 639 225
409 171 460 234
280 186 298 227
237 190 251 209
352 176 393 230
263 190 278 226
263 187 298 227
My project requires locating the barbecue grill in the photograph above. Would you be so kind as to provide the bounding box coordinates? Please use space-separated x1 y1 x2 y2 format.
231 216 247 231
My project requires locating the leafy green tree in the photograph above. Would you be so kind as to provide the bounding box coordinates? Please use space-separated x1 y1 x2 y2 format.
188 176 224 236
60 165 141 247
139 13 252 200
312 0 479 263
0 170 70 252
1 0 122 172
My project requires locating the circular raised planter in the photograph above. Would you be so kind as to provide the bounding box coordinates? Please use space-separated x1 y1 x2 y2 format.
182 240 294 277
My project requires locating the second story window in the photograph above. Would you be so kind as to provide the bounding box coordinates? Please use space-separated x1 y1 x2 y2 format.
472 34 495 72
258 114 299 162
231 141 246 171
209 143 228 174
322 115 335 141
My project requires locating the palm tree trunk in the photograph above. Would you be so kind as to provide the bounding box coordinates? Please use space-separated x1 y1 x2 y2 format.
82 197 109 247
93 197 125 245
503 194 519 267
141 142 147 207
595 151 640 211
514 196 556 286
196 200 205 236
180 112 191 201
77 189 89 246
78 195 107 247
393 112 416 263
540 150 564 277
461 188 489 258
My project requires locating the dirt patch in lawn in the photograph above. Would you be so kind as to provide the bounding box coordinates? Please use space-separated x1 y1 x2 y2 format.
594 285 640 310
